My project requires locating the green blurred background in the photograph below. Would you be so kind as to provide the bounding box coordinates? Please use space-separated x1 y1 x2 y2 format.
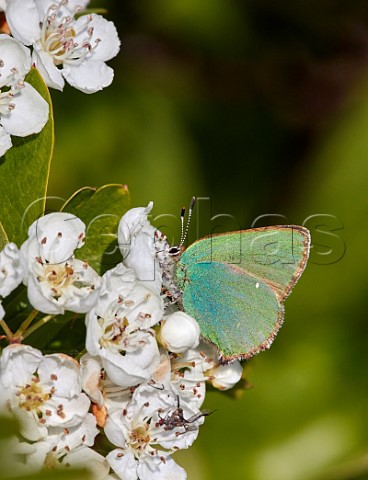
49 1 368 478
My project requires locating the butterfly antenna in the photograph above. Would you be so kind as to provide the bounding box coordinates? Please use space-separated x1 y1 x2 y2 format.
179 196 196 248
179 206 186 245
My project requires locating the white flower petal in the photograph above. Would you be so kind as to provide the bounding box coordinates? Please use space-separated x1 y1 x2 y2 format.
22 212 86 265
118 203 153 258
13 407 47 441
80 354 105 406
6 0 41 45
62 447 110 480
38 353 81 397
0 242 26 297
138 456 187 480
0 344 42 388
1 82 49 136
126 234 162 293
151 351 172 386
0 34 31 87
24 439 56 471
0 126 11 157
104 411 127 448
170 348 208 409
32 46 65 91
0 0 6 11
118 203 163 294
101 335 160 389
49 413 98 449
107 449 137 480
73 14 120 62
62 60 114 94
100 263 135 298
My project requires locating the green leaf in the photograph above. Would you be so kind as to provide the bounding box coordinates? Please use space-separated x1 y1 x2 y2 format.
0 223 8 247
61 184 130 274
0 67 54 249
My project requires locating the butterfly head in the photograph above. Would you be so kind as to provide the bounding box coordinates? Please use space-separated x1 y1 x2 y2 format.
155 197 196 304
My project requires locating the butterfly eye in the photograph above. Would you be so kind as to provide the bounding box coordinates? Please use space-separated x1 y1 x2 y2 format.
168 246 181 256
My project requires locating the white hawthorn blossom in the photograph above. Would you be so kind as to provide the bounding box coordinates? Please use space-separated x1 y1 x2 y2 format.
21 212 101 314
118 202 163 295
105 384 203 480
173 342 243 392
85 263 162 389
0 202 245 479
21 414 99 468
0 242 26 297
0 344 91 442
6 0 120 93
0 34 49 156
196 342 243 390
1 416 104 477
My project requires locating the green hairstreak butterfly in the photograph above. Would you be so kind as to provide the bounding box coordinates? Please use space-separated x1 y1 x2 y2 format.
157 198 310 363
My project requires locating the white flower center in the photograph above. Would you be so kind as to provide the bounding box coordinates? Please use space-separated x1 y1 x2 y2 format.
128 423 151 453
99 294 153 351
40 1 101 66
35 259 95 300
124 414 173 461
37 261 75 299
16 376 53 412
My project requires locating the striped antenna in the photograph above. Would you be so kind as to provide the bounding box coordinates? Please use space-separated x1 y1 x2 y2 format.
179 206 186 246
179 196 196 247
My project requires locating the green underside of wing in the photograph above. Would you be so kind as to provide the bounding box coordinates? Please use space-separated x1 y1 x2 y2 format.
180 226 309 300
182 262 282 359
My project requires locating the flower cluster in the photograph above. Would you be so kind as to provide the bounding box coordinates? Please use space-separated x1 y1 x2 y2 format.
0 204 244 479
0 0 120 156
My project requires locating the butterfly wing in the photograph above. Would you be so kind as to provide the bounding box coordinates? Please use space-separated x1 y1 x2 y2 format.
181 261 282 361
178 226 310 361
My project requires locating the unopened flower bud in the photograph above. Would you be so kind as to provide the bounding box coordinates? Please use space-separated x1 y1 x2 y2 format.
208 360 243 390
160 312 200 353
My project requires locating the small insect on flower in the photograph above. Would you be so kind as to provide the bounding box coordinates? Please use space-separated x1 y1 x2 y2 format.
156 395 215 434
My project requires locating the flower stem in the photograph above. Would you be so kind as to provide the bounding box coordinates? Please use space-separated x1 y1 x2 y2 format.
14 309 39 338
22 314 56 340
74 348 87 361
0 318 13 340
